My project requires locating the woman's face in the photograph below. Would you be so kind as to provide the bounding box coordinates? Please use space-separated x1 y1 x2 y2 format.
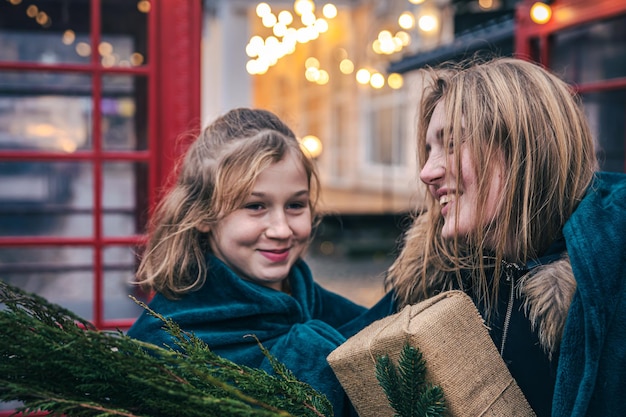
202 151 312 291
420 100 504 241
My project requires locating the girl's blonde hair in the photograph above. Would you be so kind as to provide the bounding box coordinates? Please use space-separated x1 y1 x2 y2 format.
137 108 320 298
386 57 597 315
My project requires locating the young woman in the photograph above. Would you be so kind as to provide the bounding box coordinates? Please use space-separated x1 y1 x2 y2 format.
127 108 365 417
344 57 626 417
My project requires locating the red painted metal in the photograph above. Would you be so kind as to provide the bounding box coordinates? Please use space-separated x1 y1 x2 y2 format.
0 0 201 334
516 0 626 55
0 150 151 161
573 77 626 94
156 0 203 195
0 0 201 411
515 0 626 173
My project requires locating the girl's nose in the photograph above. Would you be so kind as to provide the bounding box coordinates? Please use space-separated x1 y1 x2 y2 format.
419 155 446 185
265 211 292 239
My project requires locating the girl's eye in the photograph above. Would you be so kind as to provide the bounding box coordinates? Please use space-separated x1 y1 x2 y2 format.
287 199 309 210
244 203 264 211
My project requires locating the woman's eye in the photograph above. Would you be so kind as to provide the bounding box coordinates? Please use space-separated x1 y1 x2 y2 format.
447 139 455 154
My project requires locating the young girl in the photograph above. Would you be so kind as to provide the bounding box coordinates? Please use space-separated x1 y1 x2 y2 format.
342 57 626 417
127 108 365 416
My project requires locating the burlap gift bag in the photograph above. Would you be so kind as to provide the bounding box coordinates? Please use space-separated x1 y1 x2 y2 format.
328 290 536 417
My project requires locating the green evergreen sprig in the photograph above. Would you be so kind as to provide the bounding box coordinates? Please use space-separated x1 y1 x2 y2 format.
0 280 332 417
375 343 446 417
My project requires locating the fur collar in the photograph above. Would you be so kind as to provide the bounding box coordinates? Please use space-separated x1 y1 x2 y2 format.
518 255 576 358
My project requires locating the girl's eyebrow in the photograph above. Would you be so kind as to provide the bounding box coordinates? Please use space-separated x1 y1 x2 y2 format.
250 190 309 198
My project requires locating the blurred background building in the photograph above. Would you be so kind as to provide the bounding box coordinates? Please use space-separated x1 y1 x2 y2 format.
0 0 624 347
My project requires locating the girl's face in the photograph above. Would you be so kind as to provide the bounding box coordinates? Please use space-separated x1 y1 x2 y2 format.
206 152 312 291
420 100 504 241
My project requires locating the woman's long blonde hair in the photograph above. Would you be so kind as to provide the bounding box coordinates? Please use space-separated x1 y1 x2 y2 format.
136 108 320 299
386 57 597 314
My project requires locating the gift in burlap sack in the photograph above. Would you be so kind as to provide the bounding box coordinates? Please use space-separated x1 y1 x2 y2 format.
328 290 536 417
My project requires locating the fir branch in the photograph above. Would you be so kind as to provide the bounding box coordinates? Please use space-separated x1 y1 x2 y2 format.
375 355 404 416
0 280 332 417
375 343 446 417
131 297 332 417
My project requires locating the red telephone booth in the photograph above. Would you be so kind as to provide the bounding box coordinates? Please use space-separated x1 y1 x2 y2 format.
516 0 626 172
0 0 202 339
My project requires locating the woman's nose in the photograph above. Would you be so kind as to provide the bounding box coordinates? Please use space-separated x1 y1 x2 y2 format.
419 154 446 185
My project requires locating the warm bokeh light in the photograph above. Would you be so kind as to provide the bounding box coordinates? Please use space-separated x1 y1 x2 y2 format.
26 5 38 17
398 12 415 30
101 54 116 67
316 69 329 85
322 4 337 19
278 10 293 25
262 13 277 27
36 11 50 26
301 11 316 26
98 42 113 56
273 22 287 37
75 42 91 57
396 31 411 46
246 36 263 57
137 0 151 13
339 58 354 74
247 0 400 90
478 0 494 10
356 68 371 84
388 73 404 89
530 2 552 24
418 14 438 32
130 52 144 66
370 72 385 89
256 2 271 17
300 135 323 158
305 56 320 68
305 66 320 82
62 29 75 45
409 0 425 4
294 0 315 16
314 18 329 33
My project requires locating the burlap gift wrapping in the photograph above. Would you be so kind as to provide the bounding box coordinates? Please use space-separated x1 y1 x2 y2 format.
328 290 536 417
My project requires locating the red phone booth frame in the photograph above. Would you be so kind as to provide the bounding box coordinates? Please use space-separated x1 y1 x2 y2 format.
0 0 202 332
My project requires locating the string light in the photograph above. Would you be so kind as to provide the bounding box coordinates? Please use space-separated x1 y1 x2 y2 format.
247 2 337 76
530 2 552 24
418 14 438 32
247 2 410 91
300 135 323 158
398 12 415 30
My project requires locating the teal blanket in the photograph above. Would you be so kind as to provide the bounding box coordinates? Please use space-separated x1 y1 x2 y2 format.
555 171 626 416
127 256 366 417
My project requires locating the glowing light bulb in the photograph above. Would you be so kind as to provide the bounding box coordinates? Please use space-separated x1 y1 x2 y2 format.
300 135 323 158
530 2 552 24
418 14 438 32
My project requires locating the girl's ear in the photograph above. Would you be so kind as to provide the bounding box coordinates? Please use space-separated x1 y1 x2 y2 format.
196 223 210 233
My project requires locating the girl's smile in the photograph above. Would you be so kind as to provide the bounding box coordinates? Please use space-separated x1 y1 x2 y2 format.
205 151 312 291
